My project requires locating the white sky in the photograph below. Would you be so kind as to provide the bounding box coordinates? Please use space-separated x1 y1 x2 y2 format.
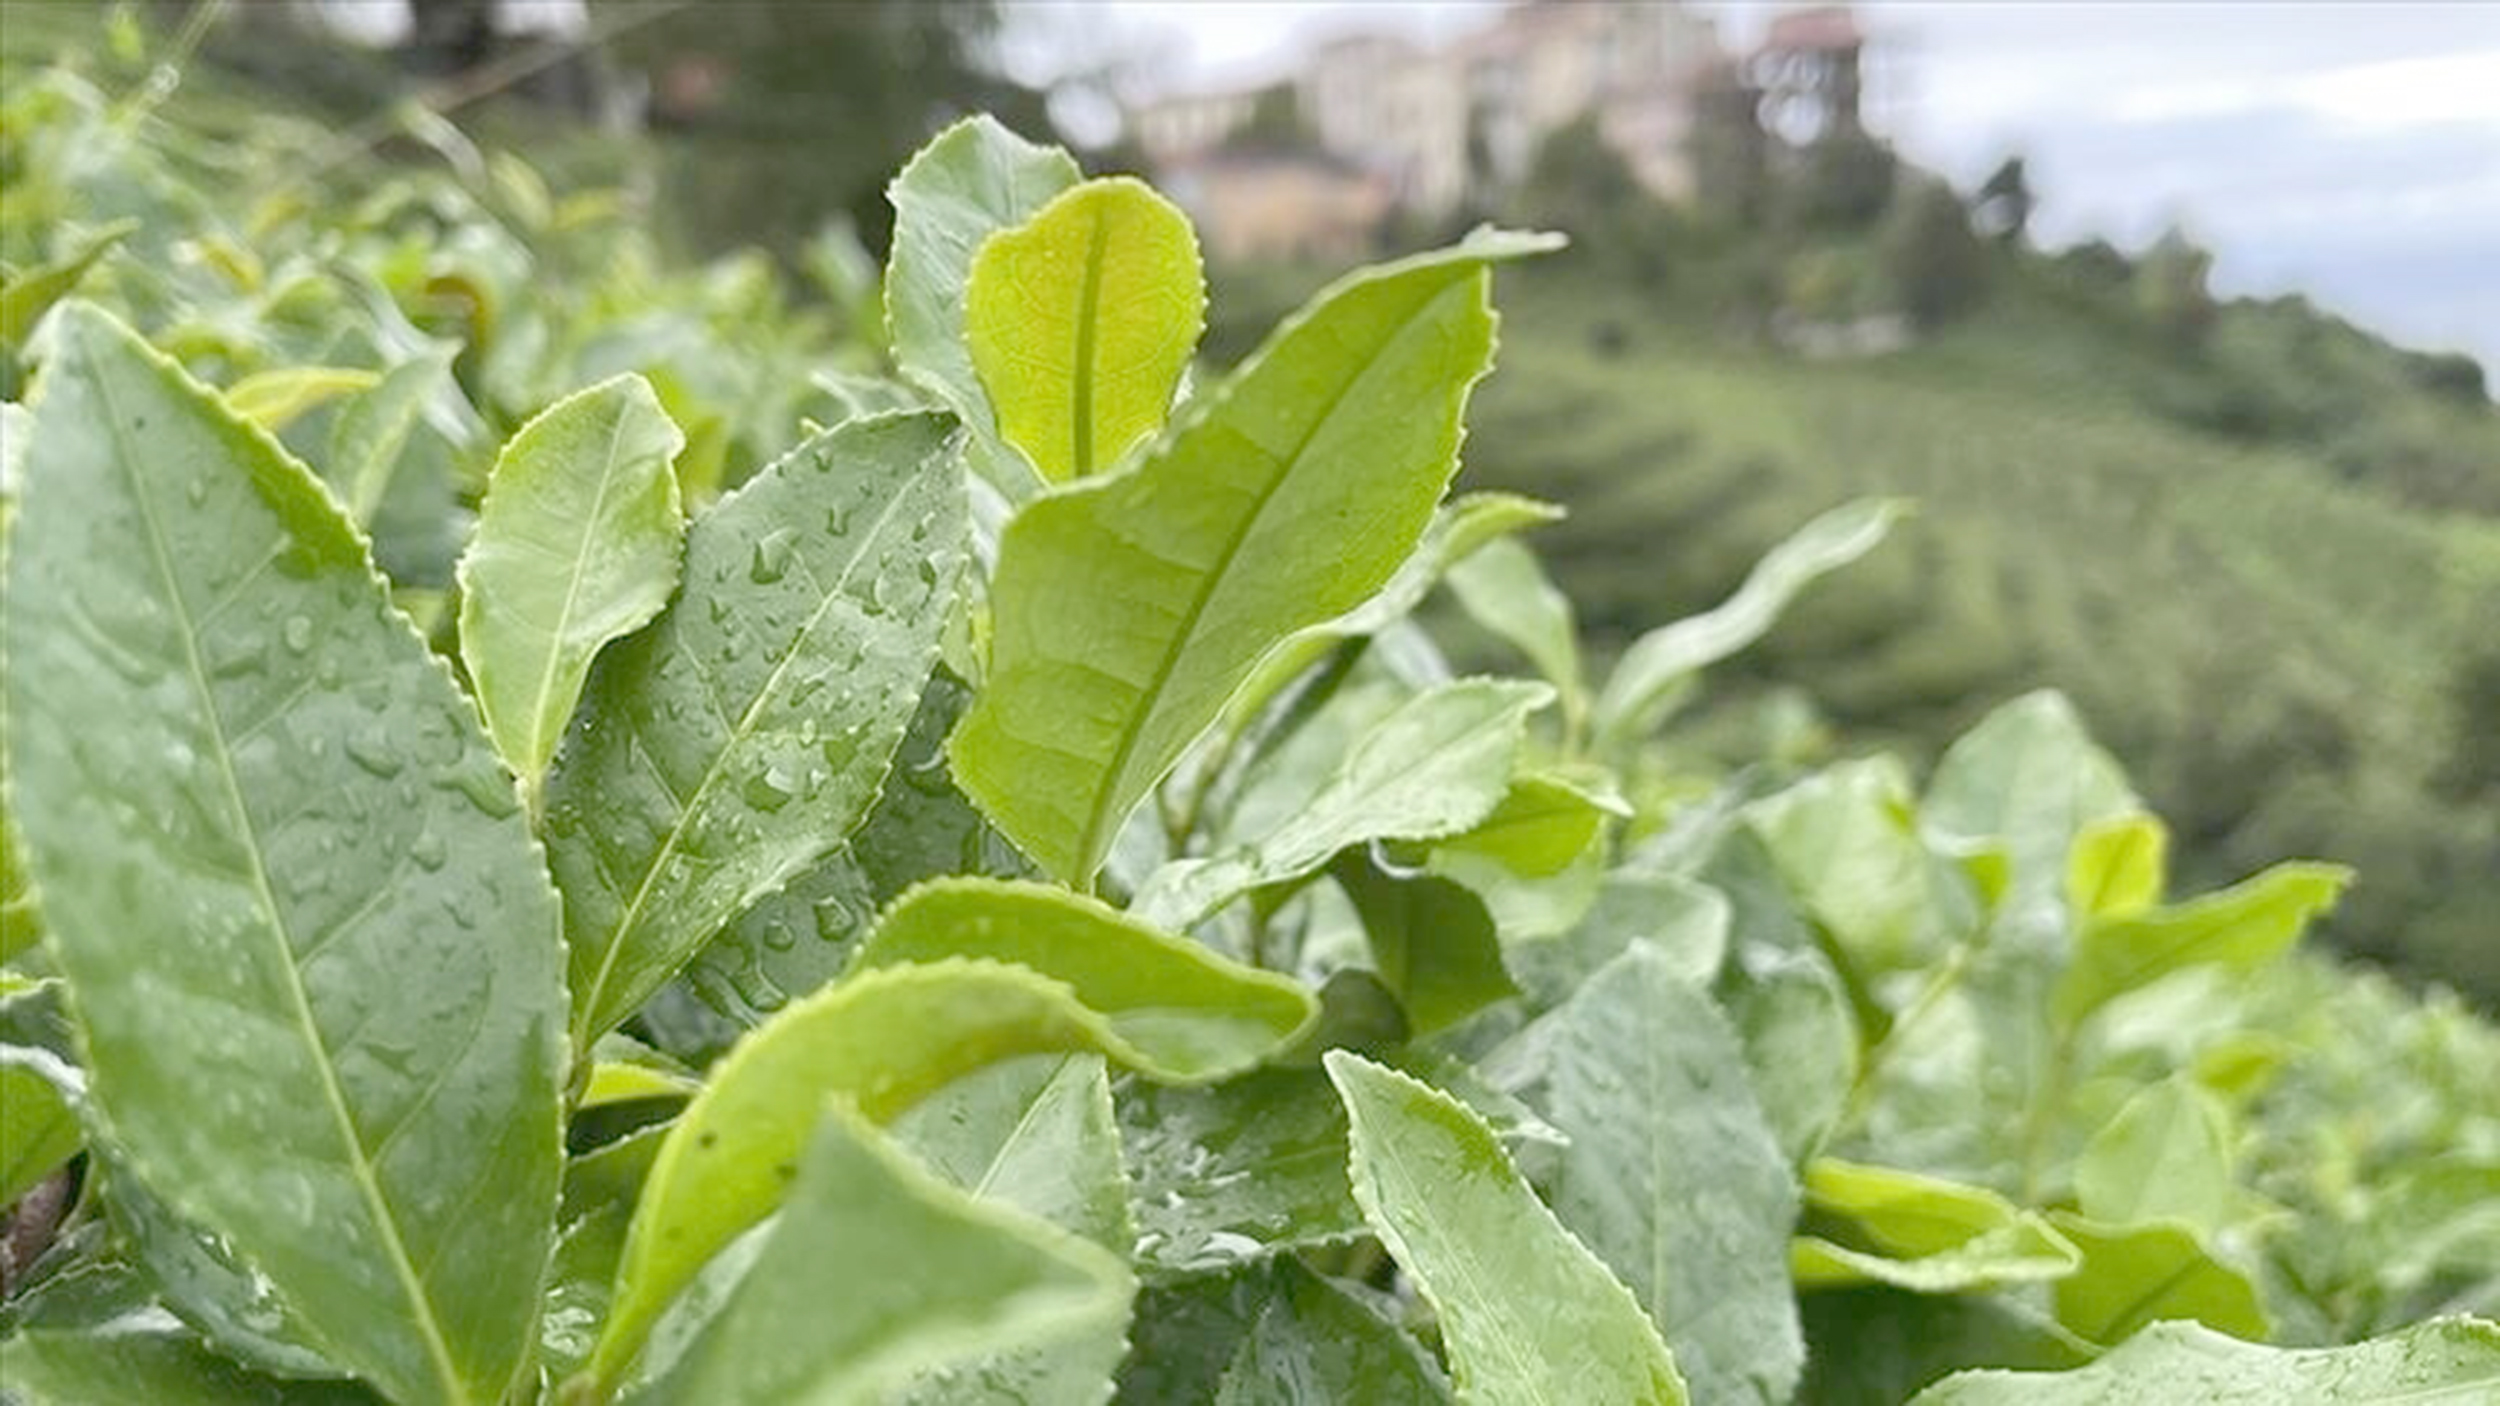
1000 1 2500 364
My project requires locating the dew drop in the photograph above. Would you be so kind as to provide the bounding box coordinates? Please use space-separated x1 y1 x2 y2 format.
749 528 798 585
345 725 402 779
281 616 314 652
743 762 799 813
186 477 209 506
811 892 860 942
448 766 523 819
410 831 449 871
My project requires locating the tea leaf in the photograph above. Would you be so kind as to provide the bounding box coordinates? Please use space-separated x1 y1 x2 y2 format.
886 116 1082 492
951 232 1558 888
458 374 685 795
1446 536 1581 719
2046 1212 2267 1346
2073 1076 2236 1233
1537 943 1804 1406
2052 861 2351 1031
3 304 564 1405
1333 856 1518 1037
1119 1070 1366 1283
1593 498 1903 750
888 1054 1134 1405
0 1323 382 1405
0 1061 77 1206
585 957 1260 1394
1921 691 2138 911
1119 1260 1451 1405
545 410 966 1047
1793 1160 2080 1293
631 1102 1129 1406
1913 1317 2500 1405
1224 492 1562 734
851 878 1315 1076
968 177 1205 483
1134 679 1550 928
1326 1051 1687 1405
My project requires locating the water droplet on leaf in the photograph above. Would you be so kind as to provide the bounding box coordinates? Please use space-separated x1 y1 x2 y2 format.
749 528 798 584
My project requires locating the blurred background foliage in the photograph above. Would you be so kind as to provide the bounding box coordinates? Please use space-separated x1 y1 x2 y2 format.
2 0 2491 1010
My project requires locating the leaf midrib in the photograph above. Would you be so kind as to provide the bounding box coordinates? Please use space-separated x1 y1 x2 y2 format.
1066 271 1477 880
95 355 472 1403
1356 1086 1556 1404
1070 203 1110 479
518 401 639 778
574 447 924 1044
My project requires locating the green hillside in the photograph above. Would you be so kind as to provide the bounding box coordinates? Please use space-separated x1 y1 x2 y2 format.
1444 267 2500 999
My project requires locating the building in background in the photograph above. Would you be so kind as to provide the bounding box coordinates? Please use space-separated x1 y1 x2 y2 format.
1129 0 1854 258
1753 4 1866 145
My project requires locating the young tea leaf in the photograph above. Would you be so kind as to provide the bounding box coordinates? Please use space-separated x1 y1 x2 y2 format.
458 374 686 796
1592 498 1904 751
1445 536 1583 723
1134 678 1552 929
887 1054 1134 1405
850 878 1316 1076
2065 811 2167 921
1921 690 2138 911
224 366 379 435
2052 861 2351 1031
543 410 967 1047
3 304 564 1406
1325 1051 1688 1405
2045 1212 2268 1347
950 231 1560 889
2073 1076 2237 1233
1223 492 1563 736
1793 1160 2081 1294
885 116 1083 493
630 1102 1130 1406
0 219 135 347
583 955 1280 1395
968 177 1205 483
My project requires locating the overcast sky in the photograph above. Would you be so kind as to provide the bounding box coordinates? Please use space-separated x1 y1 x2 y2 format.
1002 2 2500 366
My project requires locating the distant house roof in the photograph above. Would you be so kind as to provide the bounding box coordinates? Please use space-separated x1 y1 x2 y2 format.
1764 5 1864 52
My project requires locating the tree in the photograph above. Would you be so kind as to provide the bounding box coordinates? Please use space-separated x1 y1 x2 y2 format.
1881 176 1987 329
589 0 1057 259
1514 114 1677 286
1690 59 1770 229
1974 155 2033 244
2136 225 2217 348
1787 128 1896 231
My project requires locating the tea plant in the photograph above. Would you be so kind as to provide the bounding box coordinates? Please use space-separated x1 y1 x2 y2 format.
3 92 2495 1406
